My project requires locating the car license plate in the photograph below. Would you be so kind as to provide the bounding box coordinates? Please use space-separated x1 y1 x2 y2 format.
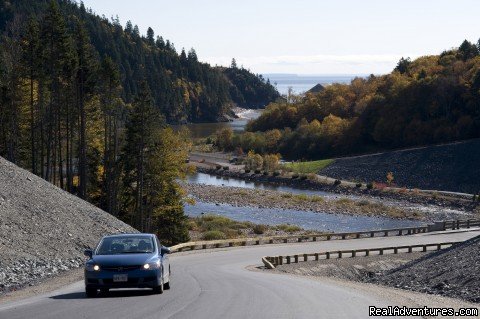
113 274 128 282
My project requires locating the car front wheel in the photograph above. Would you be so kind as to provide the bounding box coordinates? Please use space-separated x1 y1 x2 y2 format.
85 287 97 298
152 273 164 294
164 267 171 290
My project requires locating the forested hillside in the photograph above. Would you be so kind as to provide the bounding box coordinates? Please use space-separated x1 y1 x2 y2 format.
0 0 277 244
0 0 278 124
219 40 480 159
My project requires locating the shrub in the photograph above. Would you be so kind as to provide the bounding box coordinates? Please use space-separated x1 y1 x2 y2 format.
356 183 362 188
202 230 226 240
334 179 341 186
253 224 268 235
222 166 229 170
215 164 222 170
276 224 302 233
367 182 374 189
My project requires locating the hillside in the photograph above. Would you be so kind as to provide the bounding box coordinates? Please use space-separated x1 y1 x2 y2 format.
0 157 136 293
226 40 480 160
319 139 480 194
0 0 278 123
371 234 480 303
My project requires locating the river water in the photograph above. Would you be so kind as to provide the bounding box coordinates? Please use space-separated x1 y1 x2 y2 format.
184 173 425 232
173 108 262 139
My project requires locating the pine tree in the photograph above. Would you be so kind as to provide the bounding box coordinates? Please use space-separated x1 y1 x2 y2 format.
146 27 155 46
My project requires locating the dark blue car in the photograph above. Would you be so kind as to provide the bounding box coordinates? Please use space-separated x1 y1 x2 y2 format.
84 233 171 297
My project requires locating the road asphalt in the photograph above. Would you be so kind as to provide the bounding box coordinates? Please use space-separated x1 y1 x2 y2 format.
1 229 479 319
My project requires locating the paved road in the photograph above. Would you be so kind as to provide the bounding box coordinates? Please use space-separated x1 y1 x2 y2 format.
1 229 479 319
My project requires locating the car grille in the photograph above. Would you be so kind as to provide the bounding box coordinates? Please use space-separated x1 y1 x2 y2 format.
101 265 142 272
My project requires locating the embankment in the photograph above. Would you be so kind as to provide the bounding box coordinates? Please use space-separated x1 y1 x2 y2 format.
320 139 480 194
0 157 136 293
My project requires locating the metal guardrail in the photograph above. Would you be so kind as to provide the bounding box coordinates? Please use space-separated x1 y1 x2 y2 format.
262 241 460 269
169 225 429 253
169 218 480 253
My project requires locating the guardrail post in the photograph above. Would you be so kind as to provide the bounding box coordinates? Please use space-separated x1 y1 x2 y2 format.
326 252 330 259
315 253 319 261
279 256 283 265
215 243 220 248
365 250 370 256
351 250 356 257
304 254 308 261
202 244 207 249
398 230 402 236
394 248 398 254
256 240 260 245
379 249 383 255
338 251 342 258
341 234 346 240
286 256 291 264
456 220 460 229
298 237 302 242
370 231 374 237
467 220 470 228
408 247 412 253
437 244 442 250
356 233 361 239
229 242 234 247
384 231 388 237
313 236 317 242
326 235 331 240
294 255 299 263
269 239 273 244
242 241 247 246
284 238 288 243
407 229 411 235
422 245 427 252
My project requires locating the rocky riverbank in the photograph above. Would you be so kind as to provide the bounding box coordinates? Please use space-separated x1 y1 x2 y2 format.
195 167 480 215
183 183 428 220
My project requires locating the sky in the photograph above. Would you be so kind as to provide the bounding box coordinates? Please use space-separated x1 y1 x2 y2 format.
81 0 480 75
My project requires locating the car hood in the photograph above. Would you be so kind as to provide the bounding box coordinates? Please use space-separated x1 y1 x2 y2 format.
92 253 155 266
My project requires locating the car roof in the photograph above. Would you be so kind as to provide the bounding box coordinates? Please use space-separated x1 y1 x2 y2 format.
103 233 155 239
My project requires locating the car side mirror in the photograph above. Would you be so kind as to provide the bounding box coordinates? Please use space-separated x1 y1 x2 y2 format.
160 246 171 255
84 249 93 259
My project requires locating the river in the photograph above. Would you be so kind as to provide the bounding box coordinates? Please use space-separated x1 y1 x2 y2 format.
184 172 425 232
173 108 262 139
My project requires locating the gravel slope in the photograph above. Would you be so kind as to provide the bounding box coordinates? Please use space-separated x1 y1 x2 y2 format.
0 157 136 293
320 139 480 194
371 234 480 303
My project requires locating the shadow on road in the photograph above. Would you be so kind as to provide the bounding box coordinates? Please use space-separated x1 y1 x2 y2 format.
50 289 153 300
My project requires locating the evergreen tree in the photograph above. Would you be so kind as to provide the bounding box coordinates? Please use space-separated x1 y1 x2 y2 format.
146 27 155 46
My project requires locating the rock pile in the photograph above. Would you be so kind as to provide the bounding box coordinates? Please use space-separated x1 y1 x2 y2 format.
0 157 136 293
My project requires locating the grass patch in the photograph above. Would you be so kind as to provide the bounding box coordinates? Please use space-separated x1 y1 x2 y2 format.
291 194 325 203
190 214 305 240
275 224 302 233
283 159 334 174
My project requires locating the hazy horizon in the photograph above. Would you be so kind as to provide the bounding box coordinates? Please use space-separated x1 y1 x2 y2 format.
81 0 480 75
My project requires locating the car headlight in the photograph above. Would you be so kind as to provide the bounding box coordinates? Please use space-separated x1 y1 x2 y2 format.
143 260 161 270
86 263 100 272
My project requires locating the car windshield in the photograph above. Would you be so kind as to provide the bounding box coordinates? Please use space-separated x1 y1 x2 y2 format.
96 235 155 255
